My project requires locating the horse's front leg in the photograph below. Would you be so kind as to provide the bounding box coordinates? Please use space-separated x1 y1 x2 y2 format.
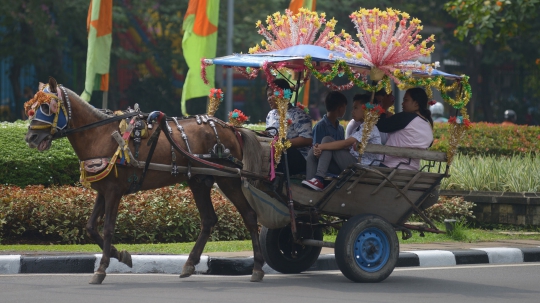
89 191 123 284
86 194 132 270
216 177 265 282
180 179 217 278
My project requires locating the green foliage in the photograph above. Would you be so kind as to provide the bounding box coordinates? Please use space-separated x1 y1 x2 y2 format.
0 121 79 187
0 184 250 244
445 0 540 45
419 196 476 223
439 153 540 192
431 122 540 156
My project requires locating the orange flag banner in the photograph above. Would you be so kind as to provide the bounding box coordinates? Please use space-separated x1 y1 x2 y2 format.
181 0 219 115
288 0 316 107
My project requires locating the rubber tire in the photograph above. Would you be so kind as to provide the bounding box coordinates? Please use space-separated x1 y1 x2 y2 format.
260 224 323 274
335 215 399 283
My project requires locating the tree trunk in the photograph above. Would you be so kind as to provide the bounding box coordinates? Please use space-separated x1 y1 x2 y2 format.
9 61 22 120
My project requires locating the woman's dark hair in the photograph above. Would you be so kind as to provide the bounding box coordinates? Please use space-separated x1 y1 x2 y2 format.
325 91 347 111
407 87 433 127
352 93 371 104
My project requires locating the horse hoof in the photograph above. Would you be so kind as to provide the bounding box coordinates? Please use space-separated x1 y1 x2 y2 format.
119 250 133 268
180 265 195 278
89 272 106 284
250 270 264 282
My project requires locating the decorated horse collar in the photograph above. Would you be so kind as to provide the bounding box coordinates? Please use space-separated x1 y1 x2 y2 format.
25 84 72 134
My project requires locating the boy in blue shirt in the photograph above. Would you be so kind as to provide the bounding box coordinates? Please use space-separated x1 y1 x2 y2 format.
312 91 347 144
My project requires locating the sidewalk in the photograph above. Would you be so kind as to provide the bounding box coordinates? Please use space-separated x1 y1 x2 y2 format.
1 240 540 275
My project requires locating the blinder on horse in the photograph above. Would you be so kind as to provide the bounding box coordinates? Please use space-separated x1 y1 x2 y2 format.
25 84 71 135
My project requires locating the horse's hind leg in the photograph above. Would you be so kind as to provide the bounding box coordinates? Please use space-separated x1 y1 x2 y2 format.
180 179 217 278
89 191 123 284
86 194 132 269
216 177 265 282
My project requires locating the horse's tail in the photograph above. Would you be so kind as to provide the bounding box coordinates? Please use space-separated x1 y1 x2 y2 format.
236 127 262 178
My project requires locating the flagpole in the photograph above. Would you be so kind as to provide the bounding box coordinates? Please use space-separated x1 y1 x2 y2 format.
102 91 108 109
225 0 234 118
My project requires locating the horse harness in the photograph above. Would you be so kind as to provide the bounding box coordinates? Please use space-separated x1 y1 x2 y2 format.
78 113 245 193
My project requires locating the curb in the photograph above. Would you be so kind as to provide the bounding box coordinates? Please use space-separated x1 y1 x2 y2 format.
1 247 540 275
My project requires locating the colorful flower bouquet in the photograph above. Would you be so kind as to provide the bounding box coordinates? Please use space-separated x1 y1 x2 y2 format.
228 109 249 127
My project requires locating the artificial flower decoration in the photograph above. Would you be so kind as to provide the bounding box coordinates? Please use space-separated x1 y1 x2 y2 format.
249 8 339 54
296 102 309 114
448 115 472 129
362 103 386 115
428 100 437 106
271 87 293 166
24 91 58 118
356 102 386 157
207 88 224 116
228 109 249 127
332 8 438 83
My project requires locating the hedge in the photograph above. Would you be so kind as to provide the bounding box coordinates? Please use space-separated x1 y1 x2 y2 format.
338 121 540 156
2 121 540 187
0 184 250 244
0 121 79 187
0 184 474 244
430 122 540 156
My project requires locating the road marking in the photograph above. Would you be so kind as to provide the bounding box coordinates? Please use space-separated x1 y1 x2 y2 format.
394 263 540 271
1 263 539 278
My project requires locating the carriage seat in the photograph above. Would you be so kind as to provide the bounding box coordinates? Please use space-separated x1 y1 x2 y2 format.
363 143 448 174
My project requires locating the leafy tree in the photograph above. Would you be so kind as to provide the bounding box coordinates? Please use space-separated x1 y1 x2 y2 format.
444 0 540 122
0 1 88 120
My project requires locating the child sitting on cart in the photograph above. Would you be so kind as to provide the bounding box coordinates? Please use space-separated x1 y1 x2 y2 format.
312 91 347 144
302 94 381 191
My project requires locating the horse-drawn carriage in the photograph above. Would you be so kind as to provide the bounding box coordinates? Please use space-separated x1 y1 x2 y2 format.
23 8 471 284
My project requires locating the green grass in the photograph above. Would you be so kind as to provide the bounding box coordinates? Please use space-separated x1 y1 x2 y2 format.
2 226 539 254
0 240 255 254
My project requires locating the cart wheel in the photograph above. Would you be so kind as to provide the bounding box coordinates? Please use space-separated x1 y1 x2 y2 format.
335 215 399 283
260 224 323 274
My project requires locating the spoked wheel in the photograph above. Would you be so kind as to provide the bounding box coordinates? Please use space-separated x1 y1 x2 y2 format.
260 223 323 274
335 215 399 283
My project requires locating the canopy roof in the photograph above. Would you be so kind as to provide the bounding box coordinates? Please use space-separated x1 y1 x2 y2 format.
204 44 461 80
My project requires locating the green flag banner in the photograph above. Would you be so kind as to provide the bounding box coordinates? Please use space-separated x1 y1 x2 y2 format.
81 0 112 102
181 0 220 115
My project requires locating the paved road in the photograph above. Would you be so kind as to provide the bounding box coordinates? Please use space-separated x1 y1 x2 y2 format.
1 263 539 303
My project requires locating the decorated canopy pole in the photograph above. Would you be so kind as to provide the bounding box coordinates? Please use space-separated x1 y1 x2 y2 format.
272 88 293 167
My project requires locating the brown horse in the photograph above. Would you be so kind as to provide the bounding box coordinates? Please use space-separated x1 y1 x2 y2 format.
24 78 265 284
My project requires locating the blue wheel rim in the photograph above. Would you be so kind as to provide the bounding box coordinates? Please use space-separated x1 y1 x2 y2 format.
353 227 390 272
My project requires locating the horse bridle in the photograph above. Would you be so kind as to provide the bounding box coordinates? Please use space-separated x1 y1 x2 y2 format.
28 85 138 139
28 85 72 136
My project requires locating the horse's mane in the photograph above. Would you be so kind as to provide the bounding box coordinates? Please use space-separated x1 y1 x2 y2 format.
64 87 112 120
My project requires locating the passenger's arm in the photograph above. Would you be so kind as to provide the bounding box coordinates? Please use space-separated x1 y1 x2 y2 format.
318 137 356 151
376 112 417 133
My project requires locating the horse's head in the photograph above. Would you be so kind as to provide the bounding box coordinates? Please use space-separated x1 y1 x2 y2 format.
24 77 70 151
